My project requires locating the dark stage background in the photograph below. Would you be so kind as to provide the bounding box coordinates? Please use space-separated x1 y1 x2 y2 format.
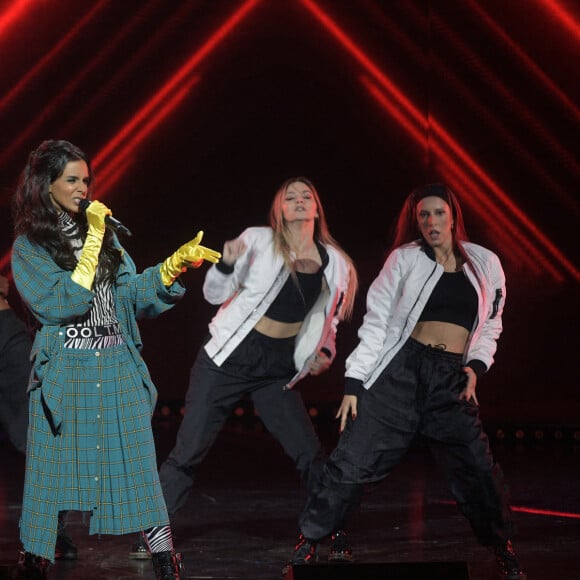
0 0 578 430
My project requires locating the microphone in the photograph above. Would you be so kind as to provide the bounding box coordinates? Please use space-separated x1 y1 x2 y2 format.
78 199 132 237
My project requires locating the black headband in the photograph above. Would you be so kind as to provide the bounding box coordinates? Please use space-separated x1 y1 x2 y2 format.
412 183 450 205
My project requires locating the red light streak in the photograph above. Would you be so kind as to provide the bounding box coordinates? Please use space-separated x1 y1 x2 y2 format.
0 0 34 39
425 8 580 194
439 499 580 520
467 0 580 124
512 505 580 519
0 0 167 168
1 0 263 272
298 0 424 129
0 1 109 115
95 77 200 194
363 76 569 280
363 1 579 217
94 0 262 174
360 77 425 145
434 115 578 281
303 0 579 282
538 0 580 41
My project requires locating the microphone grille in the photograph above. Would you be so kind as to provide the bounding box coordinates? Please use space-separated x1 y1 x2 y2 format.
78 199 91 211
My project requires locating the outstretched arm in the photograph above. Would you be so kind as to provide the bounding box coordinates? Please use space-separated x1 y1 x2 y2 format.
159 230 221 286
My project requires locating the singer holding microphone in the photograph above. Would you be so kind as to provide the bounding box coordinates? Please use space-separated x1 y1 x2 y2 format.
10 139 221 580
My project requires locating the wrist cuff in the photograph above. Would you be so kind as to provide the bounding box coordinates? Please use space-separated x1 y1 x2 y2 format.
344 377 366 397
466 359 487 377
216 261 234 274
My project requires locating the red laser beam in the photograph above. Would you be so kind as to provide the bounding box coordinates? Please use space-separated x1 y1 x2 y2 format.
424 6 580 195
301 0 579 282
360 76 549 278
0 0 109 115
1 0 263 273
0 0 161 168
512 505 580 519
95 76 200 195
467 0 580 124
0 0 34 39
363 75 578 281
438 499 580 519
538 0 580 41
93 0 263 185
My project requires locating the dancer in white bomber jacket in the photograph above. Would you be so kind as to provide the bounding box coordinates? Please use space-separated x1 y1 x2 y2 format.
150 177 359 563
291 183 526 580
345 239 505 392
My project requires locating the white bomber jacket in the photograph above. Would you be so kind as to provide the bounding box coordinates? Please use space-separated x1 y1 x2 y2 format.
203 227 352 389
345 240 506 391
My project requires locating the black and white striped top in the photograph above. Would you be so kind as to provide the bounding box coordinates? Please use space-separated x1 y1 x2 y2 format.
58 212 125 349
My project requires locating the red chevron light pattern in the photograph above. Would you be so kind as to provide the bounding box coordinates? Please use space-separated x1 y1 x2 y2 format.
0 0 577 283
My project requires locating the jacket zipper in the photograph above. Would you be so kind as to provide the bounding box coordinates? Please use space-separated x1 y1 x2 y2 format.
365 260 438 387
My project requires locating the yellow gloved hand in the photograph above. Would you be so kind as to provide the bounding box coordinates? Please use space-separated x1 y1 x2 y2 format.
71 200 110 290
160 230 221 286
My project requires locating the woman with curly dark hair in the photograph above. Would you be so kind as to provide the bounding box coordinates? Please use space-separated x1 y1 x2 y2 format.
11 139 220 579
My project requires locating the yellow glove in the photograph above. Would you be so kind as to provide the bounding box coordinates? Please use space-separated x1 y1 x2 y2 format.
71 200 110 290
160 231 221 286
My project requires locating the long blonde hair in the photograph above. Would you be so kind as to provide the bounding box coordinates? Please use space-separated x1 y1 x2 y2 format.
268 177 358 320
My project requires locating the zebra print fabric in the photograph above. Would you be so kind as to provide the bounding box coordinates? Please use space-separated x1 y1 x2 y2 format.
58 212 124 349
143 525 174 553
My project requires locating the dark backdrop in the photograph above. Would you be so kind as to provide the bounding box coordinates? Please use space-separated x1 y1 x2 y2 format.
1 0 578 426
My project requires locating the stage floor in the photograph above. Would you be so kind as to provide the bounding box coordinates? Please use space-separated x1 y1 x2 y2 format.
1 416 579 579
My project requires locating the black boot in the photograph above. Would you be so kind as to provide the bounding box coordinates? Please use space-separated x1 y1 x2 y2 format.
54 533 78 561
151 550 184 580
494 540 527 579
291 534 318 565
328 529 353 562
55 511 77 560
13 551 51 580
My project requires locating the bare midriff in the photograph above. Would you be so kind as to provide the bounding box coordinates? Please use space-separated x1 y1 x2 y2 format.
410 321 469 354
254 315 302 339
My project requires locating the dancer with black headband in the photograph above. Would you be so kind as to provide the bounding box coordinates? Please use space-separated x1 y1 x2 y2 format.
288 183 526 580
10 139 220 579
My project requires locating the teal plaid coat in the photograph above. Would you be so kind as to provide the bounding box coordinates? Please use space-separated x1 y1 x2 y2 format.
12 234 185 561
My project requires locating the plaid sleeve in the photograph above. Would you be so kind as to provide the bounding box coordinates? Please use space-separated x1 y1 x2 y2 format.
115 252 185 320
11 236 94 326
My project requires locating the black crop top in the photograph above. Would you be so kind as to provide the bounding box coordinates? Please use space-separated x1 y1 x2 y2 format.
265 243 328 323
418 271 478 331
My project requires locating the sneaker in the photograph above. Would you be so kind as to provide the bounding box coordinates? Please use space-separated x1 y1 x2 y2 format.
494 540 527 579
291 533 318 565
54 533 78 560
128 534 151 560
328 529 353 562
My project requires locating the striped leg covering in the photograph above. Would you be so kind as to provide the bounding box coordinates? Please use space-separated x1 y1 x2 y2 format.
143 526 174 554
